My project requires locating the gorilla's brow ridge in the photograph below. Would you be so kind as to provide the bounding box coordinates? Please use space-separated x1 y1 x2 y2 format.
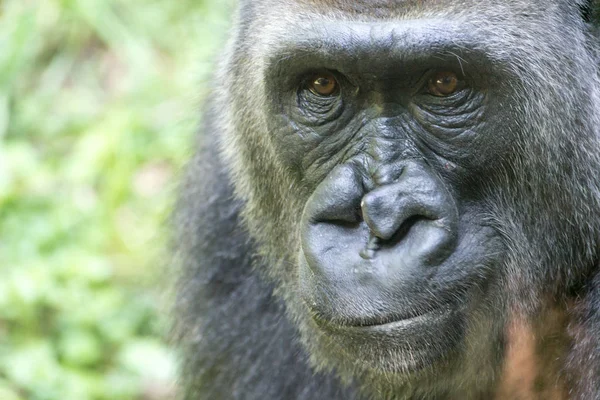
264 19 498 78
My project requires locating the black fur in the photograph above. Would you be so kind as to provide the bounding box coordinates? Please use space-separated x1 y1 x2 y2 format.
173 1 600 399
173 114 358 399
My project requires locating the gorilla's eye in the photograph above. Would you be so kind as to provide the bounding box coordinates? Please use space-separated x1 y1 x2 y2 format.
308 73 339 97
428 71 460 97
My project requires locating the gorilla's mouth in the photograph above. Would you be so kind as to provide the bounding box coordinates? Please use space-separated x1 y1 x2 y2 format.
309 303 463 373
313 305 452 332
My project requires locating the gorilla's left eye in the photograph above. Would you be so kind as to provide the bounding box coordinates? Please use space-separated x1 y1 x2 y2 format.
308 73 339 97
428 71 462 97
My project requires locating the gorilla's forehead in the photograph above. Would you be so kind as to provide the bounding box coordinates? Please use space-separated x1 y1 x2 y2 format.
242 0 575 72
260 18 493 76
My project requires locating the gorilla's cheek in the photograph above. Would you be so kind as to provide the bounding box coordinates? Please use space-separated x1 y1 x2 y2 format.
295 160 504 371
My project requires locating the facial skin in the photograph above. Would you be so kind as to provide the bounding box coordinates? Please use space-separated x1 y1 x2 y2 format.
175 1 600 399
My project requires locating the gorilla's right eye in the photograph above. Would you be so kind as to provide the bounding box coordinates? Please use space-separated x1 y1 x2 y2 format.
307 73 339 97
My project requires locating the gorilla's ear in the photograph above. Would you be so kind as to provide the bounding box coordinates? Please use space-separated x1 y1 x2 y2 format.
580 0 600 24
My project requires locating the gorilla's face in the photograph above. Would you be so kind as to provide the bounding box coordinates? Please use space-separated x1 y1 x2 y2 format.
263 19 511 373
221 0 600 381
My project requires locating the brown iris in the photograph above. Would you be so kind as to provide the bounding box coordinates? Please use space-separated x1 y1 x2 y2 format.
428 71 460 97
308 73 339 96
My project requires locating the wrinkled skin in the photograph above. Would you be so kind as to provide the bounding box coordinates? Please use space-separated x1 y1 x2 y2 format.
173 1 600 399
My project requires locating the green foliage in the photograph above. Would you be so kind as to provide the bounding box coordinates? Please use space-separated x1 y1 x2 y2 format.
0 0 233 398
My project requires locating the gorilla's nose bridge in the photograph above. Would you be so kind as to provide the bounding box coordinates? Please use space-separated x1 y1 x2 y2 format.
358 122 420 188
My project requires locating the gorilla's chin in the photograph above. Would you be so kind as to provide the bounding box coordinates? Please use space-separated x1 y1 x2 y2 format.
307 303 464 373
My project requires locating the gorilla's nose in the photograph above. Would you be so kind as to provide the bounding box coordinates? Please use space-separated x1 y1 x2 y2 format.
303 160 459 270
359 162 459 262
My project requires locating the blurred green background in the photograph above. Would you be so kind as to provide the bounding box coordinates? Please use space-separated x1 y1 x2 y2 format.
0 1 233 399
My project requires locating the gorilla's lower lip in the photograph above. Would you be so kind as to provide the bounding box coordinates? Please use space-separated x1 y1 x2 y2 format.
314 306 451 332
352 308 448 330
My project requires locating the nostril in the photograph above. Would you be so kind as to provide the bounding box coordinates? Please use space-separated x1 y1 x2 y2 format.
315 204 363 228
357 217 422 259
381 215 423 245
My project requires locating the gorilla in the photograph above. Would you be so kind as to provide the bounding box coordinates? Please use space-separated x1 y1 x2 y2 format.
173 0 600 398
